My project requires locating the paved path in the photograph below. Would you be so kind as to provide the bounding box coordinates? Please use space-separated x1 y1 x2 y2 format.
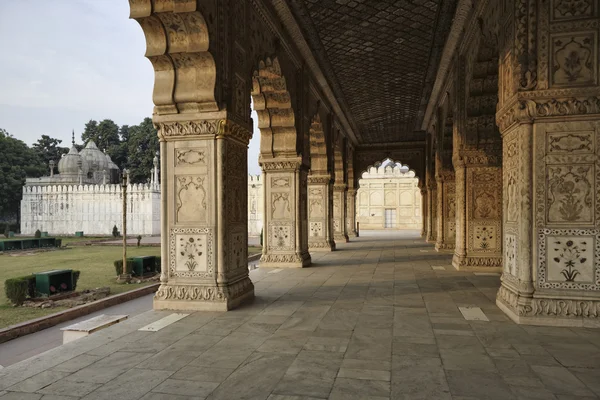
0 295 154 368
98 235 261 246
1 230 599 399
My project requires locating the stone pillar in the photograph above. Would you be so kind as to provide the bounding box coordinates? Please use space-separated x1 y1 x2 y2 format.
259 159 311 267
419 184 427 238
425 181 437 243
452 151 502 271
153 118 254 311
333 184 350 243
435 171 456 251
307 174 335 251
494 1 600 325
347 188 358 237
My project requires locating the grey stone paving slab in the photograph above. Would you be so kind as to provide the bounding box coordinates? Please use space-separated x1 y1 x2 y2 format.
38 380 101 398
80 368 172 400
7 371 70 393
151 378 218 398
65 351 153 384
446 369 516 400
329 377 390 399
0 393 43 400
51 355 103 373
531 365 595 397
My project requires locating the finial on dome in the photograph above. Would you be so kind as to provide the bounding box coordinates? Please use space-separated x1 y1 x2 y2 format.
72 130 75 146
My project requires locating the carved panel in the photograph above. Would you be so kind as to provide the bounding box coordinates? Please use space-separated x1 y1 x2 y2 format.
175 149 206 166
550 32 597 87
169 228 213 278
472 170 501 220
551 0 596 21
504 233 517 276
271 193 291 220
472 224 499 251
176 175 207 223
269 222 295 251
547 164 594 224
271 177 290 188
538 229 600 290
309 198 324 218
310 222 323 237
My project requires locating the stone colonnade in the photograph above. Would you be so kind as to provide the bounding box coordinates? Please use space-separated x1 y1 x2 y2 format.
131 0 361 311
421 0 600 326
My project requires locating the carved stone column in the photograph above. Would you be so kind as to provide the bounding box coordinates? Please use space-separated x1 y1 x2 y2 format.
435 171 456 251
451 151 502 271
333 184 350 243
419 184 427 238
259 159 311 268
494 1 600 326
426 180 437 243
347 188 358 237
307 175 335 251
153 118 254 311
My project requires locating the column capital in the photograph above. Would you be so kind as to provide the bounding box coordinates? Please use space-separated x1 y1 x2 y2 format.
435 170 455 183
155 116 252 145
452 148 501 169
260 157 305 172
307 174 332 184
333 183 347 191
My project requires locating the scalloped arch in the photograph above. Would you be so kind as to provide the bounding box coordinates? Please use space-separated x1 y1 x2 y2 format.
130 1 217 115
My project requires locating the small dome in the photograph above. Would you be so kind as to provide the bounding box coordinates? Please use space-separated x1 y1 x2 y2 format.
105 153 119 171
80 140 109 173
58 146 89 175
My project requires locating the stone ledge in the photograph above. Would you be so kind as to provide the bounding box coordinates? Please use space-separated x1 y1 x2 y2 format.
0 283 160 344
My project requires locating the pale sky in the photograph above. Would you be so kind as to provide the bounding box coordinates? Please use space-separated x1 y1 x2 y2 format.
0 0 261 174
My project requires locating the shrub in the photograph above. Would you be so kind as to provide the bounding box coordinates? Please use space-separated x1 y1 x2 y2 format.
137 235 142 247
5 275 36 305
114 259 134 276
34 229 41 238
155 256 161 273
112 225 119 238
72 270 81 291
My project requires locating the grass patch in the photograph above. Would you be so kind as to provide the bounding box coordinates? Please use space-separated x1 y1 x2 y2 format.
0 246 160 328
248 246 262 256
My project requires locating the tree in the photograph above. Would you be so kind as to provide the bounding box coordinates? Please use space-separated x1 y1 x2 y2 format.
81 119 120 153
0 129 45 223
126 118 159 183
32 135 69 173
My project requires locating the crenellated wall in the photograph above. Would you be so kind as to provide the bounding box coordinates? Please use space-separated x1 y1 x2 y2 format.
247 175 264 236
20 183 160 236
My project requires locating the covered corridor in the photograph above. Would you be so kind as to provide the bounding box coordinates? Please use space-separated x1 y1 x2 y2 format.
1 231 599 399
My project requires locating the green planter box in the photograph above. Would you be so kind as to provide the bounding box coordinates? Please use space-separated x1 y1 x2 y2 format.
131 256 156 276
41 232 49 237
21 239 40 250
8 231 15 238
35 269 73 296
39 238 56 248
0 240 23 251
75 231 84 237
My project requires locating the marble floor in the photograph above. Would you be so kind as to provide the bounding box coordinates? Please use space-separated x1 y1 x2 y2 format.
1 231 599 400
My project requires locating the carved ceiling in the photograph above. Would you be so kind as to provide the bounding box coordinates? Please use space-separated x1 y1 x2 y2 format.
287 0 457 144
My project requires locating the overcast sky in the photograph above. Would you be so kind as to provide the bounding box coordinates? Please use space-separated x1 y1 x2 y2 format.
0 0 261 174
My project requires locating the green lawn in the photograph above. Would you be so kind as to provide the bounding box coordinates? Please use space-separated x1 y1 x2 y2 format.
0 246 160 328
1 244 263 328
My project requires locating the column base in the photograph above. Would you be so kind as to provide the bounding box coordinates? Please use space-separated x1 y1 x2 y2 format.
259 251 312 268
349 230 358 238
496 284 600 328
153 277 255 312
334 234 349 243
308 240 336 252
435 241 455 252
452 254 502 272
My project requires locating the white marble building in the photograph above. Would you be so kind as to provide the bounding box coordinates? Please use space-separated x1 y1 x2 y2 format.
21 140 160 236
247 175 263 236
356 162 422 230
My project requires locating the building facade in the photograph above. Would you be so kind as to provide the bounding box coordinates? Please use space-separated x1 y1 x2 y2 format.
21 140 160 236
247 175 263 236
356 163 421 230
